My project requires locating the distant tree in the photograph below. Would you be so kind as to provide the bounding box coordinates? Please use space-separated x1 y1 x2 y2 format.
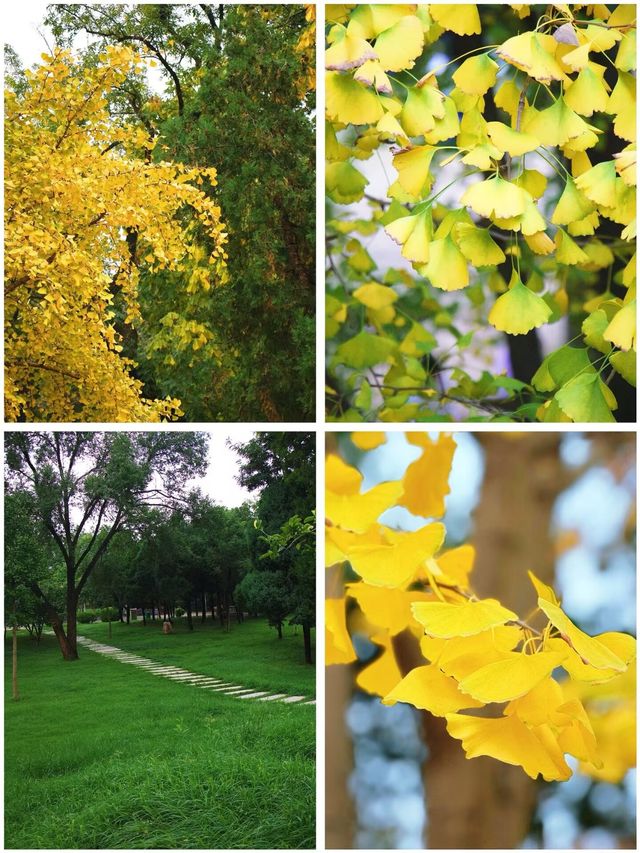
234 433 315 661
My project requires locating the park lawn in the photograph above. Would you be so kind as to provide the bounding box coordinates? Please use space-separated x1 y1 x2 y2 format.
5 633 315 850
78 616 315 697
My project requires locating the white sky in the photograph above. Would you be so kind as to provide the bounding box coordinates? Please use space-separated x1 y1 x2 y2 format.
194 431 257 508
5 3 60 66
4 4 165 91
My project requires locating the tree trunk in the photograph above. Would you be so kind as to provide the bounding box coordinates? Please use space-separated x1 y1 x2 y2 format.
186 601 194 631
126 605 130 625
141 608 146 626
326 663 356 848
64 592 79 660
201 592 207 623
276 621 283 640
108 617 112 640
12 621 19 701
303 623 313 664
422 434 564 848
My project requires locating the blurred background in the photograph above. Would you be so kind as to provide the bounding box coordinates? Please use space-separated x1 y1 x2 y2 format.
326 432 636 849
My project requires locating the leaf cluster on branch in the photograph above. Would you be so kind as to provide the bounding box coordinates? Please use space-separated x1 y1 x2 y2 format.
326 3 636 423
326 432 636 783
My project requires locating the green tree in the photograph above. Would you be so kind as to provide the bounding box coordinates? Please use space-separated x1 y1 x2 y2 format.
4 432 207 660
234 433 315 661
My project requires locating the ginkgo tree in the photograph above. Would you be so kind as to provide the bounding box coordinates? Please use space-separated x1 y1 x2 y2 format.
326 432 636 789
5 45 228 422
326 3 636 423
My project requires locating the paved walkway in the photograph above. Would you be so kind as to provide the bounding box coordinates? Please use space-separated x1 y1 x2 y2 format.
76 636 315 706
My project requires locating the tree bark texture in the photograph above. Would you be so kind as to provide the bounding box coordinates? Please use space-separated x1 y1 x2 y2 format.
326 663 356 849
422 434 564 848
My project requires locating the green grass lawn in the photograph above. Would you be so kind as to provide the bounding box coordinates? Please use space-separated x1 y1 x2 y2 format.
5 621 315 849
77 616 315 696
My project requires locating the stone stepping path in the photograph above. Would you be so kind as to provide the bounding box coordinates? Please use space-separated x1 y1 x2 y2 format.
75 636 315 706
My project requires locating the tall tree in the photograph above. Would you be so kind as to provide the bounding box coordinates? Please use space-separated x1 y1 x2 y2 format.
44 4 316 422
4 46 227 422
4 431 207 660
234 433 315 661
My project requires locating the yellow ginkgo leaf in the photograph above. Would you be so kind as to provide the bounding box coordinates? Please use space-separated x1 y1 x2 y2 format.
486 121 540 156
349 4 416 39
356 633 404 696
354 60 393 95
561 41 592 72
575 160 618 207
488 274 552 335
524 96 592 147
420 235 469 291
374 15 424 72
430 4 481 35
494 79 521 120
547 632 637 683
555 228 590 265
496 31 567 82
461 175 529 219
326 453 362 495
412 598 519 638
527 569 559 605
326 597 357 665
385 208 433 263
603 300 636 351
505 676 566 726
538 597 628 671
452 53 499 95
458 650 567 703
353 283 398 310
424 94 461 144
613 146 636 188
401 84 446 136
325 25 378 71
446 712 572 781
433 543 476 589
326 480 404 533
335 522 446 588
608 71 636 142
564 65 610 116
382 664 484 715
455 223 506 267
421 626 523 681
351 432 387 451
326 71 384 125
525 230 556 255
551 177 595 225
347 583 433 636
399 433 456 518
393 145 437 196
555 698 602 766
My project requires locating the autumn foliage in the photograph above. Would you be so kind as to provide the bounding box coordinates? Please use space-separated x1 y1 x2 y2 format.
5 46 227 422
326 433 635 784
326 4 636 422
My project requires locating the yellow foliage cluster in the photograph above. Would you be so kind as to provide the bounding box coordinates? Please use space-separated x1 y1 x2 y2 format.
326 434 636 783
5 46 228 422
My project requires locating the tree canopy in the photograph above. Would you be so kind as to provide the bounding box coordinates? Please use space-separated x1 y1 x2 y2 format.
5 4 315 422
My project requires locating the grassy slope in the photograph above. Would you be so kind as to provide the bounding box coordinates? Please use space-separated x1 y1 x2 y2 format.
78 617 316 696
5 624 315 850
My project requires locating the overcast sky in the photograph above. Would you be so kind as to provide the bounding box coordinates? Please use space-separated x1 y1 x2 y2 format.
192 431 256 508
5 3 57 66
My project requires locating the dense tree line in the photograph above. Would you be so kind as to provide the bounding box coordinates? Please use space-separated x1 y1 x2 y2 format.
5 431 316 669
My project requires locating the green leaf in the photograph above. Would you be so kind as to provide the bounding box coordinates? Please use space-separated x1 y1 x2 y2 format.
555 374 616 423
335 331 397 369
